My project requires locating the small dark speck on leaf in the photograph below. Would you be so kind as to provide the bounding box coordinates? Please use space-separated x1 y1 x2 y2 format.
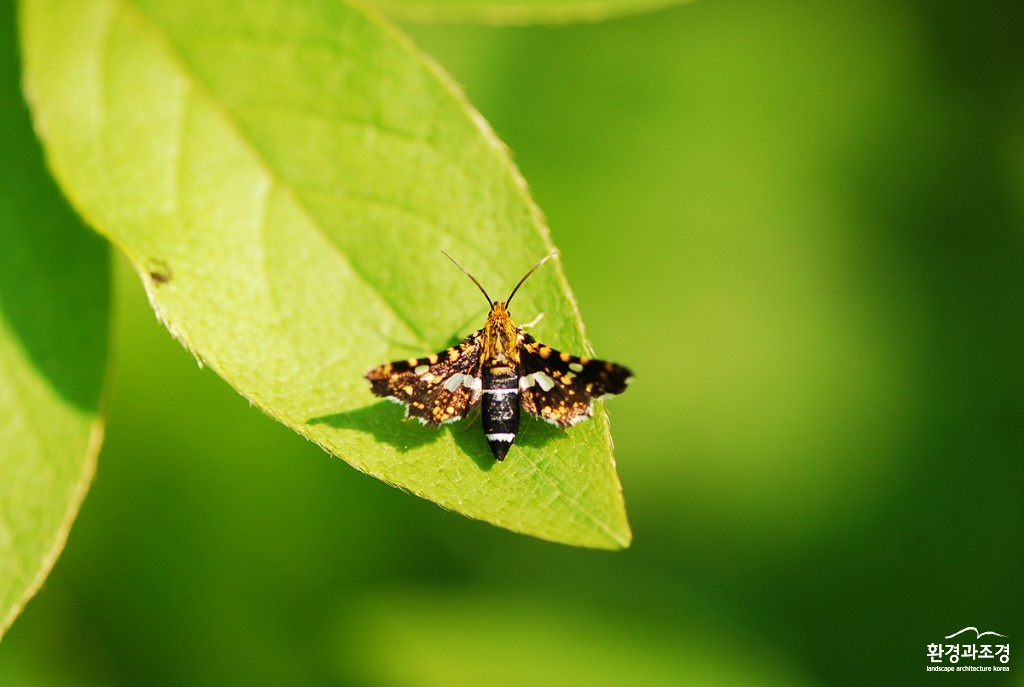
146 259 172 285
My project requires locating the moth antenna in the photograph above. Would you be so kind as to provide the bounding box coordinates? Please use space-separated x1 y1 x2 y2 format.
505 250 558 306
441 250 493 307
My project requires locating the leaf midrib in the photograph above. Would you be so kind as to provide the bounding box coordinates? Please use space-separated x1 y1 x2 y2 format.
113 0 438 348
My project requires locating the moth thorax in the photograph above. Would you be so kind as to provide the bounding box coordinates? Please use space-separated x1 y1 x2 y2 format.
484 302 520 361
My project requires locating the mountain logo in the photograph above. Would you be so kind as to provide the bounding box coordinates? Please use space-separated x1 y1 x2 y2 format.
927 626 1011 670
944 627 1008 641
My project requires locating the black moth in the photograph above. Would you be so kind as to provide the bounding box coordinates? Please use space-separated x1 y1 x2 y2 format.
365 252 633 460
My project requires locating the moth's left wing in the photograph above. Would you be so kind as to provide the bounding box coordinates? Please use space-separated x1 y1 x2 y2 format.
365 331 484 425
518 334 633 428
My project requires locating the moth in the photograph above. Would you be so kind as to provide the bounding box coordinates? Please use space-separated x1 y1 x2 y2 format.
365 251 633 460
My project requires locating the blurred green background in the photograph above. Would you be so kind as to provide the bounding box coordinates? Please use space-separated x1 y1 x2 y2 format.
2 0 1022 684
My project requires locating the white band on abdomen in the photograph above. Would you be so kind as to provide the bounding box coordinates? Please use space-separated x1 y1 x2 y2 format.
485 432 515 443
483 387 518 395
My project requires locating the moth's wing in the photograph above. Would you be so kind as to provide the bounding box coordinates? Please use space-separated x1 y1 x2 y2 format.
365 331 484 426
519 334 633 428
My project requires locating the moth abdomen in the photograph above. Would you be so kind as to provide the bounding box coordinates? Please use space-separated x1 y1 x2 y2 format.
481 365 520 461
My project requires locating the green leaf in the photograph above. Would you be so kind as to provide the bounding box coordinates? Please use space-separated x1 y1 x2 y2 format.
0 4 109 640
372 0 696 25
20 0 630 548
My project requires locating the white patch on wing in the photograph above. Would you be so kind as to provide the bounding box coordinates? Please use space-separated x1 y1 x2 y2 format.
443 373 482 393
443 373 468 392
531 371 556 392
